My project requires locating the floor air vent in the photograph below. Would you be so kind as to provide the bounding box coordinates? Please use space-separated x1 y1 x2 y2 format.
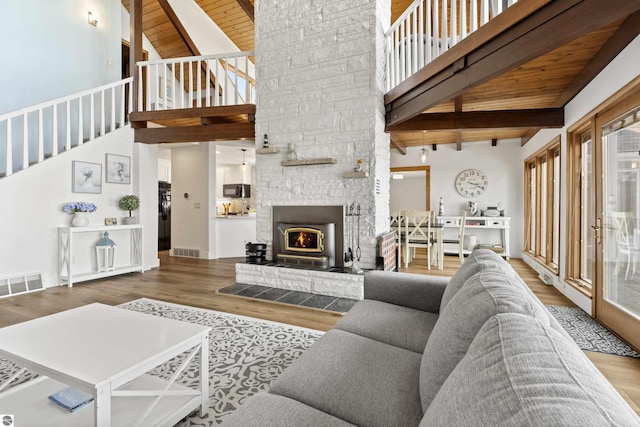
173 248 200 258
0 273 45 298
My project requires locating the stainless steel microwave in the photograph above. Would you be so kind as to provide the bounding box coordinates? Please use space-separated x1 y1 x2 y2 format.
222 184 251 198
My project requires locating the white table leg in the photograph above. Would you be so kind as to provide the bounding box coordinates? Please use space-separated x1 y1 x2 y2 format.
200 333 209 416
95 385 111 427
437 229 444 270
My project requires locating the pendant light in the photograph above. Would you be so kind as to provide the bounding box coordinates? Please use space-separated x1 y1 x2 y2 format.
241 148 247 166
420 131 428 164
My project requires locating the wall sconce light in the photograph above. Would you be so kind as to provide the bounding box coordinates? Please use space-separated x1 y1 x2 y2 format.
88 10 100 26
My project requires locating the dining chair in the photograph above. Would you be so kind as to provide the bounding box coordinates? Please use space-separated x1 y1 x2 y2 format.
442 211 467 264
610 212 640 279
404 210 433 269
390 211 405 270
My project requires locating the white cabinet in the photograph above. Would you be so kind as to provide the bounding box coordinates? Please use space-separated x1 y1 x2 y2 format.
58 225 144 287
223 165 250 184
437 216 511 259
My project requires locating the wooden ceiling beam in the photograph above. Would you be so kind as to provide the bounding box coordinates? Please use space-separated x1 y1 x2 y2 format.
235 0 255 22
385 0 640 127
385 109 564 132
134 123 255 144
551 11 640 108
157 0 200 56
521 128 541 146
390 135 407 155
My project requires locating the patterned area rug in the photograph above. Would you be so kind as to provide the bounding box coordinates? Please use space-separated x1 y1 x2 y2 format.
546 305 640 358
0 298 322 426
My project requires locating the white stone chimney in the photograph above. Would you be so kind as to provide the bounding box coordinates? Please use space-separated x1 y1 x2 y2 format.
254 0 391 270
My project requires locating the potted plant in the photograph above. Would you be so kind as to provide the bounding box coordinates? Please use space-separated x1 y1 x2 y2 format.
119 195 140 224
63 202 97 227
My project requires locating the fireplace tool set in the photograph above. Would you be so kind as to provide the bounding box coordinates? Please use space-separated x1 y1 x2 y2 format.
345 203 363 274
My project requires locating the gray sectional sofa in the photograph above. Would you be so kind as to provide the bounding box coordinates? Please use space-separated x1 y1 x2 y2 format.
222 249 640 426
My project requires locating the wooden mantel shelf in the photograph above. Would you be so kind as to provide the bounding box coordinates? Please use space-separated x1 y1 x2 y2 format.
281 158 337 167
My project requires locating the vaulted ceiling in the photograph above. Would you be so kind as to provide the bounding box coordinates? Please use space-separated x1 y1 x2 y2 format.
122 0 640 151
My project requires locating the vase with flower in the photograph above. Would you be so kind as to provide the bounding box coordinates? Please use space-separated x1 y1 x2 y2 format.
63 202 97 227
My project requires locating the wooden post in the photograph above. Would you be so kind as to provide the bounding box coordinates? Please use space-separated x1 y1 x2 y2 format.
130 0 143 113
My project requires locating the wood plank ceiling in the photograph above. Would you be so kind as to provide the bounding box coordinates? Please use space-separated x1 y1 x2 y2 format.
122 0 640 151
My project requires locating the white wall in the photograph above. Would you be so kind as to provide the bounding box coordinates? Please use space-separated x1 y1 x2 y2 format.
391 140 523 255
390 176 427 211
0 1 162 287
521 34 640 313
0 0 121 115
134 142 160 270
0 127 145 286
170 144 217 258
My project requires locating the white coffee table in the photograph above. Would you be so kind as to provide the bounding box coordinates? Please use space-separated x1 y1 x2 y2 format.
0 303 210 426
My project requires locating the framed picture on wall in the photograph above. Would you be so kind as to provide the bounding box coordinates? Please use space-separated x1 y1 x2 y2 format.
106 153 131 184
72 161 102 194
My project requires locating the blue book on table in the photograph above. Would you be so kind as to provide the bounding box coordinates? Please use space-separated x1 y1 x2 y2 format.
48 387 95 413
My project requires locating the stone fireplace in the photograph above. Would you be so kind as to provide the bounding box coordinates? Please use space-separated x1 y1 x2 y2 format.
237 0 391 298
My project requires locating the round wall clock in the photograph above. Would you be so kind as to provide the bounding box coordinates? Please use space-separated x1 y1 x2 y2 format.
455 169 488 198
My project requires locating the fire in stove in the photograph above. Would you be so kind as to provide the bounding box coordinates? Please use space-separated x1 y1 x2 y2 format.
285 227 324 252
293 231 313 248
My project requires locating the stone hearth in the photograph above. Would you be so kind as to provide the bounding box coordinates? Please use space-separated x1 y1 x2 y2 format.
236 263 364 300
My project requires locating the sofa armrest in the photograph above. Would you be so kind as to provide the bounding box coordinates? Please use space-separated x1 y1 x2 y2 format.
363 271 449 313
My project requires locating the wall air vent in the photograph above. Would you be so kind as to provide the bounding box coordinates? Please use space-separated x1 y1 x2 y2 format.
0 273 45 298
172 248 200 258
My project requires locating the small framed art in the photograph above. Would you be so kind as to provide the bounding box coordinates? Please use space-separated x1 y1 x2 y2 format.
105 218 118 226
72 161 102 194
106 153 131 184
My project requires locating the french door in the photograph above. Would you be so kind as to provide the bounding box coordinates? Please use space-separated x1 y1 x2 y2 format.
595 92 640 350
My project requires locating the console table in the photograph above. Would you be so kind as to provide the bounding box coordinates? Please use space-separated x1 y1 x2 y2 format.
58 225 144 287
437 216 511 259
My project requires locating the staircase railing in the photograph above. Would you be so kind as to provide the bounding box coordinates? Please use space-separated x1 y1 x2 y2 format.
136 51 255 111
0 78 133 178
386 0 518 91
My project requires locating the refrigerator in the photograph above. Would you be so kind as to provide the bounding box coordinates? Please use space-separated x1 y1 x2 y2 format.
158 181 171 251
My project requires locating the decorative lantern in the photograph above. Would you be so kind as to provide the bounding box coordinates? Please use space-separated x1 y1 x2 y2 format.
95 232 116 272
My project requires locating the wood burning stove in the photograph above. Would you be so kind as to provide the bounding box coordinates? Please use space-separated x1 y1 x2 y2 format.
276 223 335 268
272 205 344 268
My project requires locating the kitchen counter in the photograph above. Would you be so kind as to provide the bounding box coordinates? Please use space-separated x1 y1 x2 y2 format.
215 215 256 258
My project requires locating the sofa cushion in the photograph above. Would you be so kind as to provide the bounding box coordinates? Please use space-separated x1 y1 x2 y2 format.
270 329 423 427
422 313 640 426
221 392 356 427
363 270 449 313
420 268 550 411
439 249 511 311
334 299 439 353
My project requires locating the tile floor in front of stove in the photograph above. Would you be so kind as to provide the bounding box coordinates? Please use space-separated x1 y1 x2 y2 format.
218 283 358 313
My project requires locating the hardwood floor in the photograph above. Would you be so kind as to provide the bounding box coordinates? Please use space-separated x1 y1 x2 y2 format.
1 251 639 414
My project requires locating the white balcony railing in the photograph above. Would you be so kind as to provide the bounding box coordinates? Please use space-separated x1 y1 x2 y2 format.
0 78 133 178
386 0 518 91
136 51 256 112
